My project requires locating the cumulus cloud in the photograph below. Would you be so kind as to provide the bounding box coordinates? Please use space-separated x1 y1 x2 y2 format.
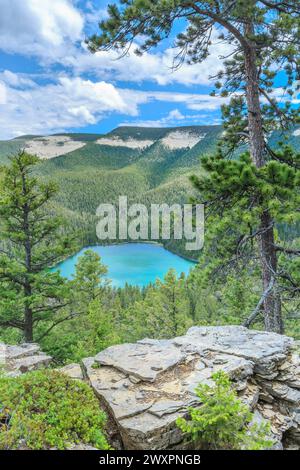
0 2 297 139
0 82 7 105
120 107 223 129
0 70 37 89
0 0 233 90
0 72 228 139
121 89 229 111
68 37 231 87
0 2 237 138
0 0 230 88
120 109 187 128
84 1 110 25
0 0 84 60
0 75 137 139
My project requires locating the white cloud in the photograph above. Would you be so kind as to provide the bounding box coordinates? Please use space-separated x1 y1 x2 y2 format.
120 107 222 129
123 109 186 128
84 1 109 24
0 76 137 139
0 2 230 88
69 37 231 87
0 72 227 139
0 70 37 89
121 89 229 111
0 82 7 105
0 0 83 59
167 109 185 121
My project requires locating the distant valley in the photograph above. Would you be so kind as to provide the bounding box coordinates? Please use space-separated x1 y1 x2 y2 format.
0 125 299 259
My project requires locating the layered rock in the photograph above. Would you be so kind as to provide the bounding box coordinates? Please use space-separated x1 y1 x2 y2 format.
82 326 300 450
0 342 52 377
58 363 84 381
1 327 299 450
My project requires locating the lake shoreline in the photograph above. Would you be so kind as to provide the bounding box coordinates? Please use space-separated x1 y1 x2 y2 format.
53 240 198 269
52 242 197 288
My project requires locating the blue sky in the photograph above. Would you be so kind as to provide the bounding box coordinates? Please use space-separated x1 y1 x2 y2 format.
0 0 297 140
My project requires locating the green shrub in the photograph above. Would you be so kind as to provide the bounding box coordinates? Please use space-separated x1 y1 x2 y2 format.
177 371 274 450
0 370 110 450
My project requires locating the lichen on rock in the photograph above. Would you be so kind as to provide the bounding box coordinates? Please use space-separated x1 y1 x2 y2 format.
82 326 300 450
1 326 299 450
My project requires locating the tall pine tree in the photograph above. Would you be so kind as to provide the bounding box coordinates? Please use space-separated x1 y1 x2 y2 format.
88 0 300 332
0 152 75 342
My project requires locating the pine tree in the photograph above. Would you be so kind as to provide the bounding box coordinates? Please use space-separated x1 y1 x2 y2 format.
191 146 300 331
88 1 300 332
158 270 192 337
120 270 192 341
0 152 75 342
72 249 108 303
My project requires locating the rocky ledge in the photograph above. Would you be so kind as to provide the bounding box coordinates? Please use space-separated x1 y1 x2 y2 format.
81 326 300 450
1 326 299 450
0 342 52 377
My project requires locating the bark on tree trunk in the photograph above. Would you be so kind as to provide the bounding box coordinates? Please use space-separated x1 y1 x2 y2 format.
24 297 33 343
24 237 34 341
259 211 283 333
244 25 283 333
22 169 34 342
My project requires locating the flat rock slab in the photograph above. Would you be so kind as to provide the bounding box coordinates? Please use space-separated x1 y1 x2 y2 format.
84 327 285 450
95 340 186 382
59 363 84 381
83 327 299 450
1 343 52 377
2 343 41 360
177 326 293 362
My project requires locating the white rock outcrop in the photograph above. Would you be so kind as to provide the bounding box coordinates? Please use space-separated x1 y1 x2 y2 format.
161 131 205 149
96 137 154 149
25 136 85 159
82 326 300 450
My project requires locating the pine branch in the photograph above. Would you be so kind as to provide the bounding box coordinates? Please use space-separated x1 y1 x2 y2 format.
0 319 24 330
275 245 300 256
187 2 251 50
35 313 79 342
260 1 300 14
243 277 275 328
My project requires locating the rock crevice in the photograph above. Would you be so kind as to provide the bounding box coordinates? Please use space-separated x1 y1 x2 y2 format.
0 342 52 376
1 326 299 450
81 326 300 450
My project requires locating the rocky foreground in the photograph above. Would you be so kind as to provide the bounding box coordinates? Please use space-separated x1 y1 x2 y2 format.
1 326 300 450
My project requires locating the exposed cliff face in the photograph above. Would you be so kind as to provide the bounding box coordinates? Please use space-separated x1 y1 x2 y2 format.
81 327 300 450
1 326 300 450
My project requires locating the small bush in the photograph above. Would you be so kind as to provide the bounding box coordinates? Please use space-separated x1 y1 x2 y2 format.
177 371 274 450
0 370 110 450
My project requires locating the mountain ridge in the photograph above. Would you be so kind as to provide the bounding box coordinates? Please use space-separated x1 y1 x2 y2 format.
0 124 299 259
5 124 221 142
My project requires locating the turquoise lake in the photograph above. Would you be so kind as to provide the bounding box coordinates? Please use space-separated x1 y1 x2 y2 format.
53 243 196 288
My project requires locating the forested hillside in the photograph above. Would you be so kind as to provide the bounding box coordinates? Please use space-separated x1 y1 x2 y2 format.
1 124 299 259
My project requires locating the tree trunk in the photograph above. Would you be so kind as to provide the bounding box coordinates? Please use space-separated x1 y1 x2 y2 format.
259 211 283 333
244 25 283 333
24 299 33 342
22 170 34 342
23 236 34 342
